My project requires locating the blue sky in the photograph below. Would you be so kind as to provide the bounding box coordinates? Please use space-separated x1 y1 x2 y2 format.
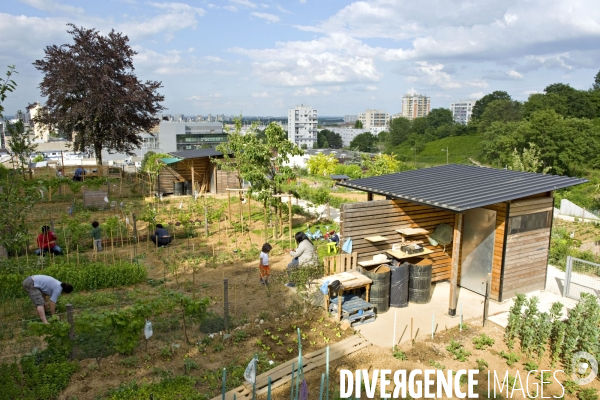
2 0 600 117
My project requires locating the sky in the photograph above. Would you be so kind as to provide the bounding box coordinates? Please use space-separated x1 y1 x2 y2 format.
1 0 600 117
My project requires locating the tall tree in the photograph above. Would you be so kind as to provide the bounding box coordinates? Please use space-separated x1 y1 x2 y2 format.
214 117 260 188
522 93 568 118
593 69 600 92
349 132 378 152
354 120 363 129
386 117 412 150
544 83 595 119
306 153 338 176
5 119 37 177
32 24 165 166
0 66 17 119
476 99 523 131
471 91 511 120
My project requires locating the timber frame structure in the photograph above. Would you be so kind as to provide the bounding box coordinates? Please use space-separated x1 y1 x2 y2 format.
338 164 588 315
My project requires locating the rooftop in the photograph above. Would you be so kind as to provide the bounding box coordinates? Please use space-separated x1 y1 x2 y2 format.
338 164 588 212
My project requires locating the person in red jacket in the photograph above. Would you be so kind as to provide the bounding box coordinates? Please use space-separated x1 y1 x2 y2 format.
36 226 62 256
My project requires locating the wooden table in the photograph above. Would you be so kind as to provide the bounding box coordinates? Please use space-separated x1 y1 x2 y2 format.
319 270 372 321
386 248 433 260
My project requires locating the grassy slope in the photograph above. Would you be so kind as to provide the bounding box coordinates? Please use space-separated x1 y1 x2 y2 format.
393 135 483 167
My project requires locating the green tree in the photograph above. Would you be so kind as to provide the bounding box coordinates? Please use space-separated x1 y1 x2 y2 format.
32 24 164 166
544 83 595 119
361 153 412 177
426 108 455 130
386 117 412 150
354 120 363 129
476 99 523 132
334 164 362 179
317 129 343 149
306 153 339 176
509 143 551 174
0 65 17 119
349 132 378 152
522 93 568 118
471 91 512 120
141 152 170 195
593 70 600 91
32 154 45 163
214 117 259 188
5 119 37 177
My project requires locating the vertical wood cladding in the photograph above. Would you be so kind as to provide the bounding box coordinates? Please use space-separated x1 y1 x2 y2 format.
501 195 554 300
341 199 508 301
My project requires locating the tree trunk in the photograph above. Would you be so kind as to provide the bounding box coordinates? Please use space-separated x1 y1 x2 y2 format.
94 143 103 166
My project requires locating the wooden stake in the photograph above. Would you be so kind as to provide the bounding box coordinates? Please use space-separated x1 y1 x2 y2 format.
76 245 79 267
288 196 293 249
228 190 231 222
111 230 114 253
264 202 268 242
448 213 463 316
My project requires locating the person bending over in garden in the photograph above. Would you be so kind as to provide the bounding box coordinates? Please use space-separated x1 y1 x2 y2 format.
285 232 319 288
22 275 73 324
91 221 102 252
36 226 62 256
151 224 172 247
259 243 273 286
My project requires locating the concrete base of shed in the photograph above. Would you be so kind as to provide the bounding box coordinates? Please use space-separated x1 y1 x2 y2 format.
355 265 578 348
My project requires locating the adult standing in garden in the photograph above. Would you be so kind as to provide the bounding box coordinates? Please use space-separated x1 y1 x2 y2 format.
22 275 73 324
36 225 62 256
285 232 319 288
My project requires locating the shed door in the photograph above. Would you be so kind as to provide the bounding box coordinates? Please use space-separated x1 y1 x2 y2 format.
460 208 496 295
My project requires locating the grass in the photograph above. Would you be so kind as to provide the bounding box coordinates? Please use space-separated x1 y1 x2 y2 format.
393 135 483 167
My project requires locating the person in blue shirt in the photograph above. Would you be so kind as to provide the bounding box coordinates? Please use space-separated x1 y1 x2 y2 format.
151 224 173 247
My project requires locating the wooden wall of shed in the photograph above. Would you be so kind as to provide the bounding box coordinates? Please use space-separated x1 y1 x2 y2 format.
501 195 554 300
340 199 455 282
158 166 184 194
171 158 212 193
216 170 240 193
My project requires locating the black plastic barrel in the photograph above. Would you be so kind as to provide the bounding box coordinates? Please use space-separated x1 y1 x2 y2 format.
360 265 390 313
184 182 193 196
390 263 409 308
173 181 184 196
406 258 433 304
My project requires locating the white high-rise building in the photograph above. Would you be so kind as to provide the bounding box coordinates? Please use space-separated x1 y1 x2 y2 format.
288 105 318 147
358 109 389 131
450 100 475 125
401 94 431 120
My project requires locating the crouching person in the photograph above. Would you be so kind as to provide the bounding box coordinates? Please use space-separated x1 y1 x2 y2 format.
22 275 73 324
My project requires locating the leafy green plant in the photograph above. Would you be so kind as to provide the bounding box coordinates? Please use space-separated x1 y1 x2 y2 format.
429 359 445 370
563 379 578 395
472 333 495 350
578 388 598 400
393 346 407 361
499 350 520 366
505 293 526 349
446 340 471 362
476 359 488 371
523 361 539 371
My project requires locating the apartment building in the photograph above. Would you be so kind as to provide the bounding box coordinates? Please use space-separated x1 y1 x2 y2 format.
159 121 226 152
358 109 389 131
449 100 475 125
288 105 318 147
401 94 431 120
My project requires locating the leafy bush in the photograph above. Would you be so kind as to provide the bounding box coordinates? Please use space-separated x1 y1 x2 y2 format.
446 340 471 362
472 333 495 349
0 259 147 299
105 376 205 400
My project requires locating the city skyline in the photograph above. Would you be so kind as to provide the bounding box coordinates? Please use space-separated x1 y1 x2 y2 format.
1 0 599 116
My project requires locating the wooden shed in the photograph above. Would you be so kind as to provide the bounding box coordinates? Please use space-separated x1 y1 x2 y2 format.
157 149 240 195
338 164 587 315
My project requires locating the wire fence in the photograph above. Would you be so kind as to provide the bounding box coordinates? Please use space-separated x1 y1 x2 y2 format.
564 256 600 300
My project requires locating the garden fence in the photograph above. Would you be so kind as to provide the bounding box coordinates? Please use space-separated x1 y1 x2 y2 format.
564 256 600 301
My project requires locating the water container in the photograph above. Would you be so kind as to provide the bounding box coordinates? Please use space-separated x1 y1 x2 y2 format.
173 181 184 196
390 263 409 308
406 258 433 304
184 182 193 196
359 264 390 313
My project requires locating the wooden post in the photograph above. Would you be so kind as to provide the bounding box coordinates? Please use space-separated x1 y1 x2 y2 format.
278 201 282 238
191 166 195 196
264 201 268 242
248 195 251 230
223 279 229 331
66 304 76 360
239 193 243 232
367 192 373 201
448 213 463 316
204 200 209 237
288 196 292 248
132 213 138 245
483 273 491 327
228 190 231 223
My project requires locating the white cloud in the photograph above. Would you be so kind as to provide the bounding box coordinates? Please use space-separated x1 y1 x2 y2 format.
213 70 239 75
276 4 291 13
299 0 306 3
260 3 269 8
150 2 205 16
523 90 541 95
188 93 223 100
224 5 237 11
203 55 224 62
251 12 279 23
230 0 256 8
21 0 84 15
251 92 271 97
482 69 523 80
403 61 488 90
293 87 320 96
470 92 485 99
231 33 382 86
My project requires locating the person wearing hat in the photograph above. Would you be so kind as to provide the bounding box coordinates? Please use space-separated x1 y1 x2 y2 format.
22 275 73 324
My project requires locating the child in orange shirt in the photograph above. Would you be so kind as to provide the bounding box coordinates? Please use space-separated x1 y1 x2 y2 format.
259 243 272 285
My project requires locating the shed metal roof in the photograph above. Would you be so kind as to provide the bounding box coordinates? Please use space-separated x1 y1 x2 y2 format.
168 149 224 159
337 164 588 212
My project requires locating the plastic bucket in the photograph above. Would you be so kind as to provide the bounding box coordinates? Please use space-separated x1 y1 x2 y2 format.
360 264 391 313
173 181 184 196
